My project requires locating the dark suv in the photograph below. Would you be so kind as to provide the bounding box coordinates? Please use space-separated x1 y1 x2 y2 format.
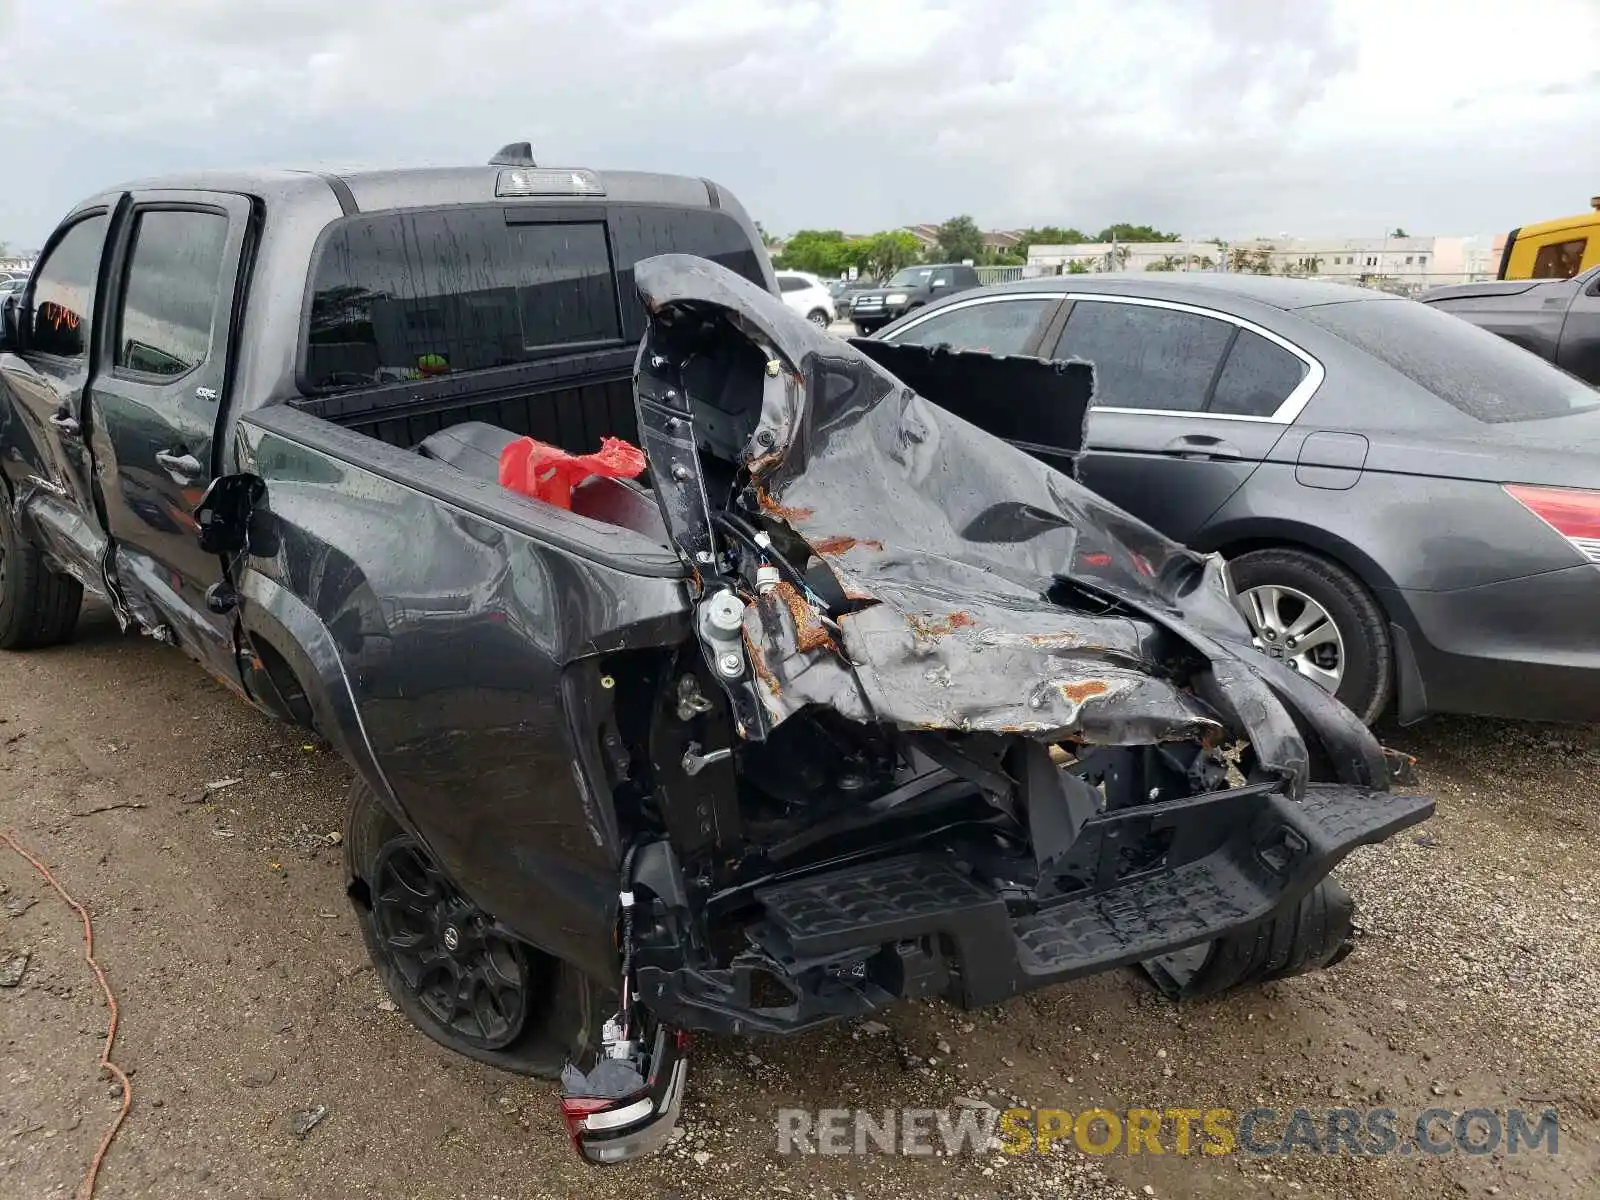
848 262 981 333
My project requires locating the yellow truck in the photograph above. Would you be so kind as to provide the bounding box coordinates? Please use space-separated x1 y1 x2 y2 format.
1499 197 1600 279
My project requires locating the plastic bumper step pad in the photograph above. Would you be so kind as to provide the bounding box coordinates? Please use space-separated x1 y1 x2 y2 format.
754 784 1432 1010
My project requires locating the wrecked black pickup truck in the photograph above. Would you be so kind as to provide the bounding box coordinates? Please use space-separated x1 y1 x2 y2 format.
0 158 1431 1164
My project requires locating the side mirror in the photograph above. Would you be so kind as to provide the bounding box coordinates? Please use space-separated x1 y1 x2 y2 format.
0 294 18 354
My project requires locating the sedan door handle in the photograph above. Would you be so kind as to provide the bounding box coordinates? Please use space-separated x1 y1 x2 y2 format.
1162 433 1242 460
155 449 203 482
49 410 80 436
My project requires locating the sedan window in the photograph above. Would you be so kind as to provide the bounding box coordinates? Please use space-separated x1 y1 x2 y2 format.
1210 329 1308 417
892 298 1054 355
1053 300 1233 412
1300 298 1599 422
777 275 808 293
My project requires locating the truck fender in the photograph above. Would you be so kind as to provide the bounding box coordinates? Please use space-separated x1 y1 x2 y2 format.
236 568 409 830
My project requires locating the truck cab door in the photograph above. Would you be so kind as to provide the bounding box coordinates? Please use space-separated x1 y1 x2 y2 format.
0 200 119 586
84 191 254 687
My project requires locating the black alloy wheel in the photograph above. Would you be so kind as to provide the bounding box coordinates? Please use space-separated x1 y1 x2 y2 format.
370 836 531 1051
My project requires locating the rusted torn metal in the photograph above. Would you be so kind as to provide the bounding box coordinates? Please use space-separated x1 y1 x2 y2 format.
632 254 1388 786
754 486 812 524
809 535 883 557
774 581 832 654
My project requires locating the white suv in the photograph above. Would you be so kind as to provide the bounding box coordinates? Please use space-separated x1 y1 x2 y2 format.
775 271 836 328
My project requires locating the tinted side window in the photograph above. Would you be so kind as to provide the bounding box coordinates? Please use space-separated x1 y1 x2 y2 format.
1531 239 1586 279
1209 329 1307 417
29 215 109 359
777 275 807 293
115 210 231 377
306 209 622 391
1053 300 1232 411
892 298 1052 355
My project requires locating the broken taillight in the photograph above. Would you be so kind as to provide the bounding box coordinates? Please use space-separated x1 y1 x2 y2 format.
1503 484 1600 565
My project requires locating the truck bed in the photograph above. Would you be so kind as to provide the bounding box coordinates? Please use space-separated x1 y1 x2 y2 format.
286 345 640 456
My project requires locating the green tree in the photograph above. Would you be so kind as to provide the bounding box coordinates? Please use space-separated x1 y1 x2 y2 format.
773 229 849 275
1228 245 1275 274
934 214 984 263
1145 253 1187 272
861 230 922 277
1065 259 1094 274
1390 227 1409 238
1095 223 1180 243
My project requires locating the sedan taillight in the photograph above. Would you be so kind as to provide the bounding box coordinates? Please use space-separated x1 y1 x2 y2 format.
1504 484 1600 565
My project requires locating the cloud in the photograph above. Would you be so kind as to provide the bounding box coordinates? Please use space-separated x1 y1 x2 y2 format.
1 0 1597 248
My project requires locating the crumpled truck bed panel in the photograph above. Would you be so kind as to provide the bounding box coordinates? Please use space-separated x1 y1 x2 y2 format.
634 255 1288 748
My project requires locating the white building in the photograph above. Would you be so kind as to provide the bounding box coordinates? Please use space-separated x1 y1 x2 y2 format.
1025 235 1498 291
1024 241 1223 276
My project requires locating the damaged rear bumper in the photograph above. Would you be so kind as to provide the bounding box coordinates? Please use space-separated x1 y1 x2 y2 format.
635 782 1431 1034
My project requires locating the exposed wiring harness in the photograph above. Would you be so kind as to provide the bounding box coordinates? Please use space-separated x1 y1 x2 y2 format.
617 841 638 1038
710 511 818 604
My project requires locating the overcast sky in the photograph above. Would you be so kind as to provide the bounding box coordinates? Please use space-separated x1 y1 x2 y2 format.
2 0 1597 248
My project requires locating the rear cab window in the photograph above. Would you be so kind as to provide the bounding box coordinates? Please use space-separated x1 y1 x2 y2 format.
1300 298 1599 422
302 203 770 394
305 209 622 391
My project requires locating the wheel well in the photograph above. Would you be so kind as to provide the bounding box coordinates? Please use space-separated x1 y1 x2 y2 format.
1211 533 1401 627
250 637 317 729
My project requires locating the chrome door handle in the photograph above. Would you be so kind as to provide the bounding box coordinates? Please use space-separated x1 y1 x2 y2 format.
155 450 203 482
1162 434 1242 460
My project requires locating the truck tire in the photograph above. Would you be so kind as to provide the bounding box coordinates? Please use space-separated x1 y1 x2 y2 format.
0 503 83 650
1140 875 1356 1000
1229 547 1392 724
343 779 607 1078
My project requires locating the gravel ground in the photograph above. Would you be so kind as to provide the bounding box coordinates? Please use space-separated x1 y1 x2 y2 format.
1 608 1596 1199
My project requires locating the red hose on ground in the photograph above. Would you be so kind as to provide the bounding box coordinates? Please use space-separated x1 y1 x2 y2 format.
2 831 131 1200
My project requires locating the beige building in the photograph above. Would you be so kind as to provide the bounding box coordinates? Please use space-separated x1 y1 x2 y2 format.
1025 235 1499 290
1024 241 1223 275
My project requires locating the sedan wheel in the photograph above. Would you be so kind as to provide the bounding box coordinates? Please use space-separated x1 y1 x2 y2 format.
807 309 830 329
1238 583 1345 694
1227 547 1393 724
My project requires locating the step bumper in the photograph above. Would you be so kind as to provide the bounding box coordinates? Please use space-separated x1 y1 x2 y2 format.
636 783 1433 1033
